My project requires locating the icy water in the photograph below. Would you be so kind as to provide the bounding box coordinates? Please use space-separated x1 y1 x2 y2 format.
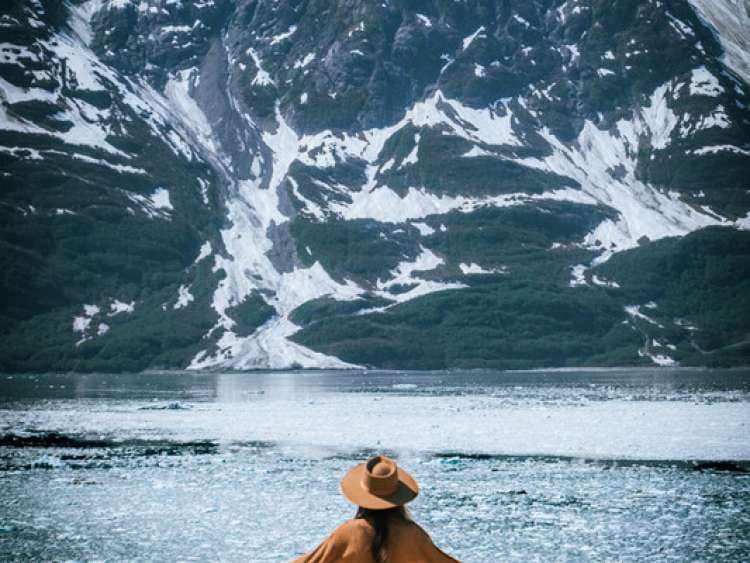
1 369 749 561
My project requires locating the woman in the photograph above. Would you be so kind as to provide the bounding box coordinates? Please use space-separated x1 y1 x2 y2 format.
293 454 459 562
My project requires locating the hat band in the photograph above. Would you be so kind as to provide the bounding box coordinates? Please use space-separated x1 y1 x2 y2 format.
362 471 399 496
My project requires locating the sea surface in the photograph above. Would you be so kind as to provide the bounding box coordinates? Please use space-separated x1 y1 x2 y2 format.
1 368 749 561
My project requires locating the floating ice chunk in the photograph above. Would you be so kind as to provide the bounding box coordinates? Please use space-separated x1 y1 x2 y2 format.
97 323 110 336
597 68 615 77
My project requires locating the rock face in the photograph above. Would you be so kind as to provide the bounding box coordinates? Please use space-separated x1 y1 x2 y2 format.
1 0 749 372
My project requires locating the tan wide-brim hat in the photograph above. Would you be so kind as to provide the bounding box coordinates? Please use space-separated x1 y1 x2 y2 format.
340 454 419 510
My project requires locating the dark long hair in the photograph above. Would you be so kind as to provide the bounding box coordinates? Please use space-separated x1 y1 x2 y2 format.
355 506 410 563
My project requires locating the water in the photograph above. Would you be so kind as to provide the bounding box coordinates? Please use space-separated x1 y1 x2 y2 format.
1 368 749 561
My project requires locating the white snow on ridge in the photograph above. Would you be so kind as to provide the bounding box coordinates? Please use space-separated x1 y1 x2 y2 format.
592 275 620 289
72 304 103 346
688 66 725 97
625 305 665 328
411 222 435 236
523 77 729 261
333 186 594 223
184 105 366 370
149 188 173 211
174 284 194 309
376 247 465 303
459 262 507 275
640 82 678 150
195 241 213 263
270 25 297 45
164 70 221 157
689 0 750 85
462 26 485 51
248 48 274 86
569 264 588 287
416 14 432 28
735 212 750 229
109 299 135 315
297 90 520 174
692 144 750 156
66 0 105 46
125 188 173 219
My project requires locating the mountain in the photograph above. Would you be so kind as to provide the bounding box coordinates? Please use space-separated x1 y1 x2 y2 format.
1 0 749 372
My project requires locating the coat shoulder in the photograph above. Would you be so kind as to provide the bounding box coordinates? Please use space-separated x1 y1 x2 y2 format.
333 518 375 542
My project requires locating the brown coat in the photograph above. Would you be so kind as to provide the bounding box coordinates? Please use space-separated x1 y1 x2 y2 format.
292 517 460 563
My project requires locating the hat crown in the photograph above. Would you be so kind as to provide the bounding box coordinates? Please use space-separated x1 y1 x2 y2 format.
362 455 399 496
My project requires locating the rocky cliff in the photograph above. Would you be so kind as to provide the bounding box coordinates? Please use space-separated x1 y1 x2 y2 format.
1 0 749 371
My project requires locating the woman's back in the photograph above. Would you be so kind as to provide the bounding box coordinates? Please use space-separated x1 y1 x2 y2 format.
294 515 458 563
292 455 459 562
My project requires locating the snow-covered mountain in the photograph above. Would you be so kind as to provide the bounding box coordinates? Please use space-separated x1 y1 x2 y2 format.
1 0 749 372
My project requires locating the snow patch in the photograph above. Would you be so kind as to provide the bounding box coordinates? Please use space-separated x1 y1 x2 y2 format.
270 25 297 45
688 66 725 97
109 300 135 315
195 241 212 263
174 285 194 309
569 264 588 287
462 27 485 51
459 263 508 275
689 0 750 85
72 304 101 345
411 222 435 236
376 247 466 303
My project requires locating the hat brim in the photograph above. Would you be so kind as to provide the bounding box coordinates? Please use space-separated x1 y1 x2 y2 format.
340 462 419 510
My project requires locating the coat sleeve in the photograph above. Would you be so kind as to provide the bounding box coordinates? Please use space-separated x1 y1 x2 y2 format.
291 521 367 563
413 523 462 562
291 535 338 563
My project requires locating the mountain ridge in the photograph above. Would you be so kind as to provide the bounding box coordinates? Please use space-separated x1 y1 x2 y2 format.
1 0 749 372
